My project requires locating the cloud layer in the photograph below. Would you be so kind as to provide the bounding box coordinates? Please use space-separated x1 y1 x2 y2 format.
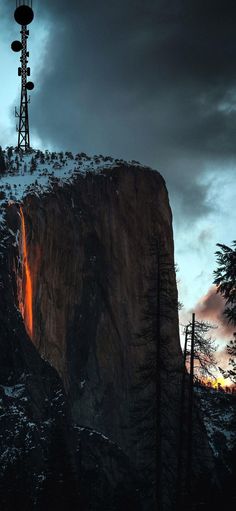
193 286 234 338
2 0 235 230
21 0 236 221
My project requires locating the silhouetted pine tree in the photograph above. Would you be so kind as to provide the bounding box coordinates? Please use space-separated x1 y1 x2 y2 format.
131 236 179 510
177 317 218 510
0 147 6 175
214 241 236 325
15 155 20 172
30 156 37 173
220 333 236 384
7 147 13 160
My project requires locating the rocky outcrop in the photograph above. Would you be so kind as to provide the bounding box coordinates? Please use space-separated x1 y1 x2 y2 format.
10 163 183 509
18 165 181 431
0 216 142 511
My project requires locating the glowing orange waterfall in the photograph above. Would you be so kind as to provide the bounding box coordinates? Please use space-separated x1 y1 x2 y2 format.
19 207 33 338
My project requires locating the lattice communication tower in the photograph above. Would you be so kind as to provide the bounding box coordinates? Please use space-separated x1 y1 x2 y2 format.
11 1 35 151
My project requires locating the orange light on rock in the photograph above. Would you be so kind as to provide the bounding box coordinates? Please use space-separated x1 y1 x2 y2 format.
19 207 33 338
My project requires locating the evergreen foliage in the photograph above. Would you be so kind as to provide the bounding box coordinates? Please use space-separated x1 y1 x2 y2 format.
220 334 236 384
0 147 6 174
131 237 179 510
7 147 13 160
30 156 37 173
214 241 236 325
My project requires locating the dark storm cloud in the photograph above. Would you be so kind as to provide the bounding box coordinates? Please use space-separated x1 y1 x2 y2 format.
18 1 236 218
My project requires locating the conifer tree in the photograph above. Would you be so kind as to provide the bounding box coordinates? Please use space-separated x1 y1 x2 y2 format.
219 333 236 384
214 241 236 325
131 237 179 510
30 156 37 173
40 152 45 164
7 147 13 160
0 146 6 175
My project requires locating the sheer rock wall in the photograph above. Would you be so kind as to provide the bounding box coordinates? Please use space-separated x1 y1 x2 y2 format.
18 166 182 455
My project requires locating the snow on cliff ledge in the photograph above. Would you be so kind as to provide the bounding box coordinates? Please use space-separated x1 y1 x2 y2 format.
0 148 145 227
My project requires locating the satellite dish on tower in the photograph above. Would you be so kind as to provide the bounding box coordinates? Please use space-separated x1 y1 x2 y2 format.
11 1 35 151
11 40 23 52
14 5 34 26
26 81 34 90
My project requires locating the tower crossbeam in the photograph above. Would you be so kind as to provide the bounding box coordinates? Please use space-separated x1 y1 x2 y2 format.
11 1 34 152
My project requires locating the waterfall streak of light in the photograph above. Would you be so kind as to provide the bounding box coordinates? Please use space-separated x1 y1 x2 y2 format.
19 207 33 337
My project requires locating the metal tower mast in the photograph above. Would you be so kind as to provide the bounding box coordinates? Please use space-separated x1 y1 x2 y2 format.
11 1 35 151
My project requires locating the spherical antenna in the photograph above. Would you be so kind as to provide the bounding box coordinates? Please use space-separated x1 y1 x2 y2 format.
26 81 34 91
14 5 34 26
11 40 23 52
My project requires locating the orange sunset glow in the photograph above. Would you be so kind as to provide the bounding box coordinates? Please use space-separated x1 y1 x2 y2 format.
200 375 231 390
19 207 33 338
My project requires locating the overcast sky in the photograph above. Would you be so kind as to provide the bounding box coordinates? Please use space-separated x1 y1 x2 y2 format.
1 0 235 355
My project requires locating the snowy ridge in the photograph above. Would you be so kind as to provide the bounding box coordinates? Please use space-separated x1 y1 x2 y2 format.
0 147 144 227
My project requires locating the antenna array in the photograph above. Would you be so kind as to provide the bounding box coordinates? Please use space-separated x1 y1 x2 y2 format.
11 1 35 151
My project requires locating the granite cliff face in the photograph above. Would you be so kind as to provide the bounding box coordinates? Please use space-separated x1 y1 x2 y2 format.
0 196 142 511
16 165 182 459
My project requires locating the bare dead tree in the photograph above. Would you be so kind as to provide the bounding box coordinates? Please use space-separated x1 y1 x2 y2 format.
192 320 217 380
177 316 218 509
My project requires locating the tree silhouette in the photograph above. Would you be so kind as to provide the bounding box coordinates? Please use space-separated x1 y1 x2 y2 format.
131 236 179 510
177 316 217 509
7 147 13 160
30 156 37 173
192 320 217 379
219 333 236 384
214 241 236 326
0 147 6 175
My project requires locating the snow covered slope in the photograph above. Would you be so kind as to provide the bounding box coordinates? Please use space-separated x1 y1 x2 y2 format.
195 385 236 469
0 147 143 225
